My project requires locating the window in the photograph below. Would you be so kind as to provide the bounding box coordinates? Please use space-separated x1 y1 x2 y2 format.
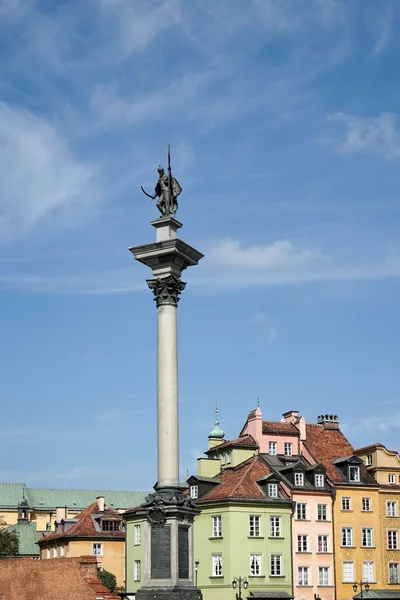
315 474 324 487
387 501 398 517
268 483 278 498
270 516 281 538
389 474 395 484
190 485 198 499
284 442 292 456
296 503 307 520
212 515 222 538
134 524 141 545
298 566 309 586
102 519 120 531
349 466 360 482
362 497 371 512
212 554 222 576
295 472 304 486
46 548 50 559
388 530 399 550
269 441 277 456
319 566 330 586
92 543 103 556
342 527 353 547
366 454 372 466
342 497 351 511
270 554 282 576
318 535 328 553
297 535 309 552
363 561 374 582
362 528 373 547
249 515 261 537
226 450 232 464
389 562 399 584
343 561 354 583
60 544 65 557
249 554 262 576
134 560 141 582
317 504 328 521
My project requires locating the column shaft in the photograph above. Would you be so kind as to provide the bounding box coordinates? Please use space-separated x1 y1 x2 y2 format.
157 303 179 488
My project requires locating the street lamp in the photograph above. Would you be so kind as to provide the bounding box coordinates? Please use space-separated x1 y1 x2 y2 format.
353 581 370 598
232 576 248 600
194 560 200 587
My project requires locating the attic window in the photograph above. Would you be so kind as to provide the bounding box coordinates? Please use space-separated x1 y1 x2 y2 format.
295 473 304 486
349 466 360 482
366 454 372 466
102 520 121 532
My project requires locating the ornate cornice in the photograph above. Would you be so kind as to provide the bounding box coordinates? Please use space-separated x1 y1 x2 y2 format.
147 276 186 307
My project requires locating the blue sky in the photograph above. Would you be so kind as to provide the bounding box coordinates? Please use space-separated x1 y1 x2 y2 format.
1 0 400 491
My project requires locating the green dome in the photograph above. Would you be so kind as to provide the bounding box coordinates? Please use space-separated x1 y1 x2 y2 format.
208 406 225 439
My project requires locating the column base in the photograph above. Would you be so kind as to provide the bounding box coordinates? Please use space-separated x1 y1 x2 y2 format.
135 586 202 600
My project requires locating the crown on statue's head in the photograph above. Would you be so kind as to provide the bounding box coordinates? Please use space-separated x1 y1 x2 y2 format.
157 165 164 174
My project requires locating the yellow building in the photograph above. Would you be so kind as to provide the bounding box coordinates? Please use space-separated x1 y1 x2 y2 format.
356 443 400 587
38 497 126 587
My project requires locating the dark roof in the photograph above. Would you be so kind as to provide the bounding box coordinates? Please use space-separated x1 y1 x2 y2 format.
248 592 294 599
189 475 220 484
262 421 299 435
206 435 258 453
38 501 125 544
354 591 400 600
261 454 330 492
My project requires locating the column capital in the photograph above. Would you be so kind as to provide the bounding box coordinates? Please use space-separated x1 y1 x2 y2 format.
147 276 186 307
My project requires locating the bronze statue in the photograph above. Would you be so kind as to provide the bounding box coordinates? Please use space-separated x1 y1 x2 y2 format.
141 146 182 217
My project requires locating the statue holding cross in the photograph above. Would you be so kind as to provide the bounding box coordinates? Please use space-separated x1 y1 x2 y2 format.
141 145 182 218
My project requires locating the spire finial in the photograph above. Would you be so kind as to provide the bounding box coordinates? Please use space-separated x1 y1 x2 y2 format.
215 402 219 426
257 396 260 408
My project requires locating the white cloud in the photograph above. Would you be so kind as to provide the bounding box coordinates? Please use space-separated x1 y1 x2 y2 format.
0 103 101 240
208 238 323 270
252 311 277 344
343 411 400 434
369 8 393 57
321 112 400 161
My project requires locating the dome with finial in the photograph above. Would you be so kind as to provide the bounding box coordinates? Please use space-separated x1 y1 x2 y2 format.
208 405 225 439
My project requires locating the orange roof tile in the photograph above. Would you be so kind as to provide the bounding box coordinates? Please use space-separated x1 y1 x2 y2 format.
262 420 299 435
206 434 258 453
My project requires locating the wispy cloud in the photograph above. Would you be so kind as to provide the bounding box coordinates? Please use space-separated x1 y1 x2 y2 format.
320 112 400 161
369 8 393 57
343 411 400 435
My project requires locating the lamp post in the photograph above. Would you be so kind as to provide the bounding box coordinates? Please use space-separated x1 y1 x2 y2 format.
353 581 370 599
232 577 248 600
195 560 200 587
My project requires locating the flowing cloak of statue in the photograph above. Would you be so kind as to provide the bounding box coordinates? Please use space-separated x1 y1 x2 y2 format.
155 174 182 203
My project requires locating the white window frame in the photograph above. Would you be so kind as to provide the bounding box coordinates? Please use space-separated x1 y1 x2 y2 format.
349 466 360 482
389 562 399 584
269 441 277 456
389 474 395 484
315 474 324 487
296 503 307 520
212 515 222 538
362 497 371 512
249 554 262 576
190 485 198 499
134 524 141 545
388 530 399 550
342 527 353 547
319 566 330 586
363 561 375 583
134 560 141 582
270 554 282 576
295 472 304 486
342 496 351 511
297 534 309 552
249 515 261 537
387 501 398 517
92 542 103 556
366 454 372 466
362 527 373 547
317 503 328 521
284 442 292 456
268 483 278 498
343 561 354 583
212 554 222 577
318 535 328 553
298 566 309 586
270 516 281 538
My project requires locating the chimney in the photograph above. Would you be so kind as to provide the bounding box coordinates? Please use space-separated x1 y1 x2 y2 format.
245 407 263 446
96 496 105 512
282 410 299 424
317 414 340 430
55 506 67 522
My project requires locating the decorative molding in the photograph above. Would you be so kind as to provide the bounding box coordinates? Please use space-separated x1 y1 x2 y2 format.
147 276 186 307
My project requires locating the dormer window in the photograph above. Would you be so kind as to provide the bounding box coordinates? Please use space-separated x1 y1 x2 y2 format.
268 483 278 498
190 485 198 499
349 466 360 482
295 473 304 486
315 474 324 487
101 519 121 532
269 441 277 456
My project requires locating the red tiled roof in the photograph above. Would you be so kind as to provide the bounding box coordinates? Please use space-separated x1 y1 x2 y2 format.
304 424 375 484
0 555 120 600
262 420 299 435
207 434 258 453
39 501 125 544
197 455 272 501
